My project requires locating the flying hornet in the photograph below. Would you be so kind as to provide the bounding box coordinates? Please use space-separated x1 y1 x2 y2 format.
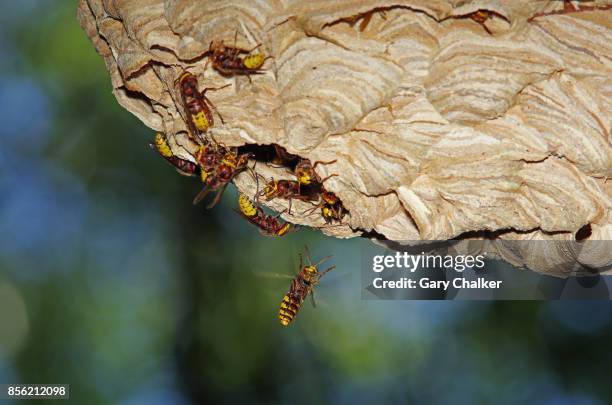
236 193 295 237
151 132 199 177
176 71 229 142
279 246 335 327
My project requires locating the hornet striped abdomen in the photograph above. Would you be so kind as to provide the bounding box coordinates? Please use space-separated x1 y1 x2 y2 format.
238 193 258 217
237 193 293 237
151 133 198 177
279 290 303 327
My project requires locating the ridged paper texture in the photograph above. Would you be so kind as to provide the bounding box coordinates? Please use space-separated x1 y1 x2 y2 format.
78 0 612 275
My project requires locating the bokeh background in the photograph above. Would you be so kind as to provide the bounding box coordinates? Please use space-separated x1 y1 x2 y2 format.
1 1 612 404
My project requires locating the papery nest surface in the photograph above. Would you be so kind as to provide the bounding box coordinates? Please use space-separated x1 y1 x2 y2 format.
78 0 612 276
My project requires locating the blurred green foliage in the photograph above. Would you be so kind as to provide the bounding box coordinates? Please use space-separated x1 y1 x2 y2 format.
0 2 612 405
